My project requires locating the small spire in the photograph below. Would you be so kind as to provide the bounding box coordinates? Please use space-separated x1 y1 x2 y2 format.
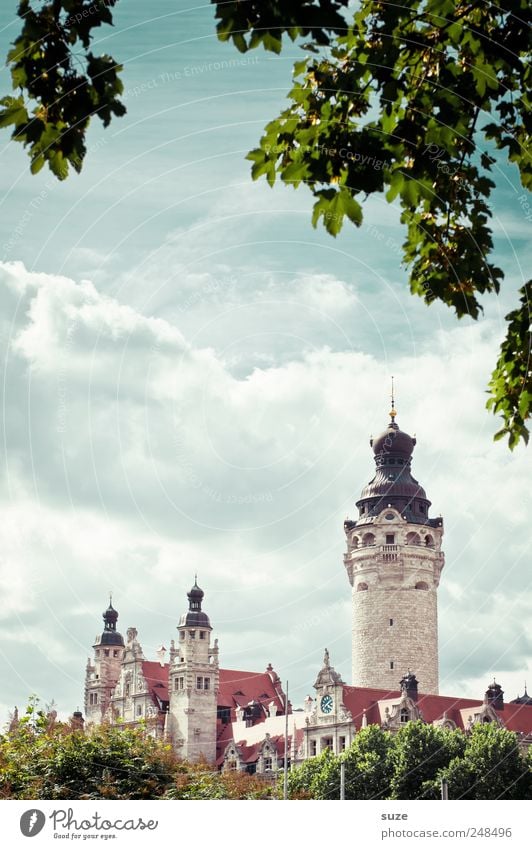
389 375 397 422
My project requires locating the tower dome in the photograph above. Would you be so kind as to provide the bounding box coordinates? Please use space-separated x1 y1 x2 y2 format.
356 402 430 523
100 598 124 646
178 578 211 628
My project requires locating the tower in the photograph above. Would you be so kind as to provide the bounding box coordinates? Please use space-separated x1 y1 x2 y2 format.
85 598 125 721
167 580 219 762
343 395 444 694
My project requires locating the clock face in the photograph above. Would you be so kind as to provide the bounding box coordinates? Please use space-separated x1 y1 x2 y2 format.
320 694 334 714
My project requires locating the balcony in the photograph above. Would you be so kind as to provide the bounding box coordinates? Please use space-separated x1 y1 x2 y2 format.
381 544 399 562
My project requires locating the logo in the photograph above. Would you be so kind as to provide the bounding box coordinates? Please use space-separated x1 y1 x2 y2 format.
20 809 46 837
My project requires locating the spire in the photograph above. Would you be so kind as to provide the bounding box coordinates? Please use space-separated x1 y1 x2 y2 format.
389 375 397 423
103 599 118 632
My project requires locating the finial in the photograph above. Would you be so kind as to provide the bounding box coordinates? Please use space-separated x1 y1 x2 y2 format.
194 573 198 585
389 375 397 422
109 591 113 606
323 648 330 667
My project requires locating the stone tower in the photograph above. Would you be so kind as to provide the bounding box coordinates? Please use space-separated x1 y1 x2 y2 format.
84 599 125 722
167 580 219 762
343 399 444 694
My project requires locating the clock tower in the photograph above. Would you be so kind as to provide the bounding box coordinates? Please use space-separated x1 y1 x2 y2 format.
344 396 444 694
303 649 354 758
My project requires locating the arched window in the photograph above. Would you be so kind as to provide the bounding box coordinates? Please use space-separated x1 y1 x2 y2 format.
406 531 421 545
425 535 434 547
362 532 375 546
357 582 368 592
415 581 429 590
352 535 359 548
400 708 409 723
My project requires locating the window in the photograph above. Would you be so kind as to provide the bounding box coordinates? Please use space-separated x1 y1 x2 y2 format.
339 736 346 752
419 503 425 513
174 677 179 691
263 757 273 771
196 677 203 689
386 534 395 545
199 631 206 640
227 759 237 771
390 661 394 670
179 631 185 641
357 582 368 592
217 707 231 724
203 677 210 690
415 581 429 590
125 683 130 697
95 650 100 657
136 704 143 717
180 677 184 689
389 618 394 626
189 631 196 639
104 649 110 657
113 650 119 657
310 740 317 756
89 692 98 705
400 708 409 723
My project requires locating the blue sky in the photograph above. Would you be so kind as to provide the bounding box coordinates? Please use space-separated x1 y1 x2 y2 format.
0 1 531 723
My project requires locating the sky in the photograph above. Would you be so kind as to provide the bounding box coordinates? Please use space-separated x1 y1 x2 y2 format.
0 1 531 725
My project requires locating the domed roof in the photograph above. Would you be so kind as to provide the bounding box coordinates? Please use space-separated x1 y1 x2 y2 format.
178 579 211 629
510 686 532 706
100 598 124 647
354 401 434 524
371 421 416 459
359 467 427 502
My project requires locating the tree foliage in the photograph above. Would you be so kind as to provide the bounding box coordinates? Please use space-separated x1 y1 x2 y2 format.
0 1 125 179
1 1 530 445
436 723 531 800
214 0 531 447
0 698 275 800
0 699 177 799
286 722 531 800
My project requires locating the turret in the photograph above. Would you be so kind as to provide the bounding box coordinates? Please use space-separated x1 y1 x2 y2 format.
84 597 125 722
167 579 219 762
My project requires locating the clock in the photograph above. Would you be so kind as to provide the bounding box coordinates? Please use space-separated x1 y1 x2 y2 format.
320 694 334 714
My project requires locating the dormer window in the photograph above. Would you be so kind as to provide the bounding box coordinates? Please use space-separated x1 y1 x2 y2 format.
400 708 409 723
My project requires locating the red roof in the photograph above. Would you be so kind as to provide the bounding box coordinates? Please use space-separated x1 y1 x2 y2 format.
342 685 532 734
141 661 169 706
218 668 286 719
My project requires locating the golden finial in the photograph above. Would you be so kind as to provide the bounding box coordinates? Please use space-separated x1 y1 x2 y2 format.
389 375 397 421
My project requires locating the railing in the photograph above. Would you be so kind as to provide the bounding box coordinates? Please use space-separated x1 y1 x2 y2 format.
381 544 399 562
